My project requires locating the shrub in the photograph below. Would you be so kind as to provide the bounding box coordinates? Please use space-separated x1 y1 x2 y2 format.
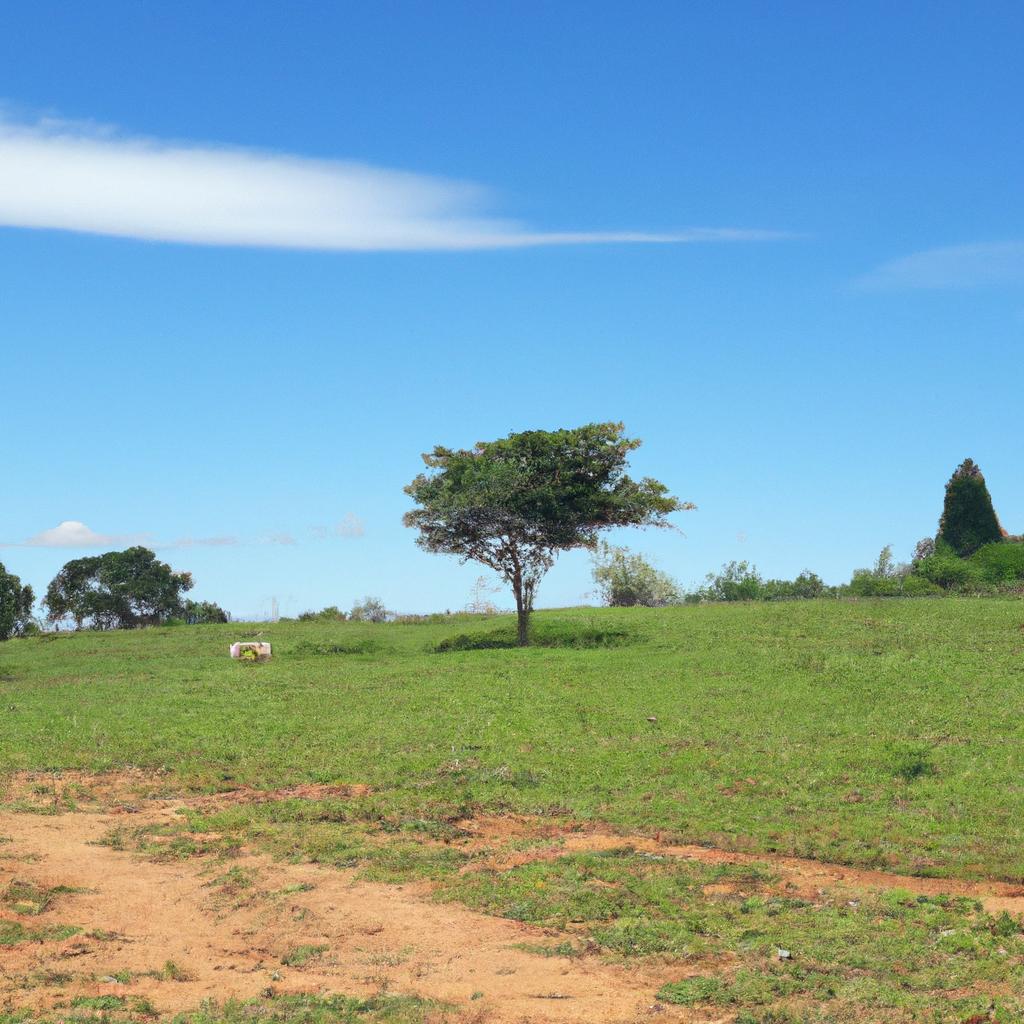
591 542 681 607
348 597 393 623
915 552 981 590
689 563 836 603
937 459 1004 557
182 600 230 624
692 561 766 602
436 621 634 652
297 606 347 622
968 542 1024 585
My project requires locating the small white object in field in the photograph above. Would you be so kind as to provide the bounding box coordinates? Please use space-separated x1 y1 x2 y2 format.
230 642 272 662
776 948 791 960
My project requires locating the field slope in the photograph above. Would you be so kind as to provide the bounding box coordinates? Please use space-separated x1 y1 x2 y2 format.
2 599 1024 1022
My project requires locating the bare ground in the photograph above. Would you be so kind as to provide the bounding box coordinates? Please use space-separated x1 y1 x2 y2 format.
2 773 1022 1022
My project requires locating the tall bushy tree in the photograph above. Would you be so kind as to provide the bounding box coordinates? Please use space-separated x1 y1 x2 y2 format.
0 563 34 641
44 547 194 629
404 422 691 645
937 459 1003 557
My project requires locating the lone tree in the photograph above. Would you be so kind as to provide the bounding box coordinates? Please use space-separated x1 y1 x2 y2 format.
937 458 1003 557
44 546 194 630
0 563 34 641
404 423 691 645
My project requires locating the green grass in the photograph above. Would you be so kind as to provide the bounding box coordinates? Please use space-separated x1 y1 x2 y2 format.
3 602 1024 880
0 994 442 1024
440 846 1024 1018
4 600 1024 1020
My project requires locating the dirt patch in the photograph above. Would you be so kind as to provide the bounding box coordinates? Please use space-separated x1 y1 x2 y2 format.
458 815 1024 916
0 803 694 1023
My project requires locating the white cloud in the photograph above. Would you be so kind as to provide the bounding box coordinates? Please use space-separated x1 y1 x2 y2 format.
310 514 366 540
857 241 1024 290
262 532 297 546
22 520 149 548
0 114 786 252
167 536 239 549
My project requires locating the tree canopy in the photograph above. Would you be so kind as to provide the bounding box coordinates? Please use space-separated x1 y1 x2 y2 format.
937 458 1003 557
0 563 35 641
44 546 194 630
404 422 691 644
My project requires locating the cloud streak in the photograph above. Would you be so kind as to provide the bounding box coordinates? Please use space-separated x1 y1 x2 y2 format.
0 115 786 252
857 241 1024 290
21 520 149 549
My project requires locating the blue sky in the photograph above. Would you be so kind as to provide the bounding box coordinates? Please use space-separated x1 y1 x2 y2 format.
2 1 1022 618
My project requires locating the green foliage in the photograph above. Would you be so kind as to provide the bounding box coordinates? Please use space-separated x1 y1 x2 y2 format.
404 422 690 644
348 597 393 623
936 458 1003 557
182 599 230 624
690 562 831 602
590 541 681 607
968 541 1024 585
436 621 633 651
297 606 347 622
0 562 34 641
174 993 443 1024
43 546 195 630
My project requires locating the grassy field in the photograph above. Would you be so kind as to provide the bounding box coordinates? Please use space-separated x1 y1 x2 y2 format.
3 599 1024 1022
3 599 1024 878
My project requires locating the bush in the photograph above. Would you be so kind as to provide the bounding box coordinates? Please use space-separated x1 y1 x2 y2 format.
591 542 681 607
691 563 836 603
968 542 1024 585
915 553 981 590
182 600 230 624
936 458 1004 557
348 597 393 623
900 574 943 597
436 621 634 652
297 606 347 622
295 639 381 656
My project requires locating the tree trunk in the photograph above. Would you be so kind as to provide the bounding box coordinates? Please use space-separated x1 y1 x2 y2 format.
512 574 530 647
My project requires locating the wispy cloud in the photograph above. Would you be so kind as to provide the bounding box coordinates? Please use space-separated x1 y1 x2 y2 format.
20 520 150 549
262 532 297 546
311 514 366 540
857 241 1024 290
167 535 239 549
0 114 787 252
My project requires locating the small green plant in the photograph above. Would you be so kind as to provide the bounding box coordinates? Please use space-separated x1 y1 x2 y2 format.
280 944 328 967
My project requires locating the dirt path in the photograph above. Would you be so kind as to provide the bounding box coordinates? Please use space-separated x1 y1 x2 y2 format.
0 807 701 1024
458 815 1024 917
3 774 1023 1022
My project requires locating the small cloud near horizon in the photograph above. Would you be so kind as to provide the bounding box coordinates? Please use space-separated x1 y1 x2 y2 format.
19 520 150 549
311 514 366 540
0 112 789 253
856 241 1024 290
167 535 239 549
263 532 297 546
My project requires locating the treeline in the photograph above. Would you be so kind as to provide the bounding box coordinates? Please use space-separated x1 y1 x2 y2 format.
595 458 1024 606
0 546 229 640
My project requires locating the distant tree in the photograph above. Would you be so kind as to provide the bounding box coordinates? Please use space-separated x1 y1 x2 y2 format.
591 542 681 607
466 575 502 615
182 599 230 624
404 423 691 645
937 459 1003 557
298 606 347 622
348 596 392 623
913 537 936 563
44 547 194 630
0 563 35 641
